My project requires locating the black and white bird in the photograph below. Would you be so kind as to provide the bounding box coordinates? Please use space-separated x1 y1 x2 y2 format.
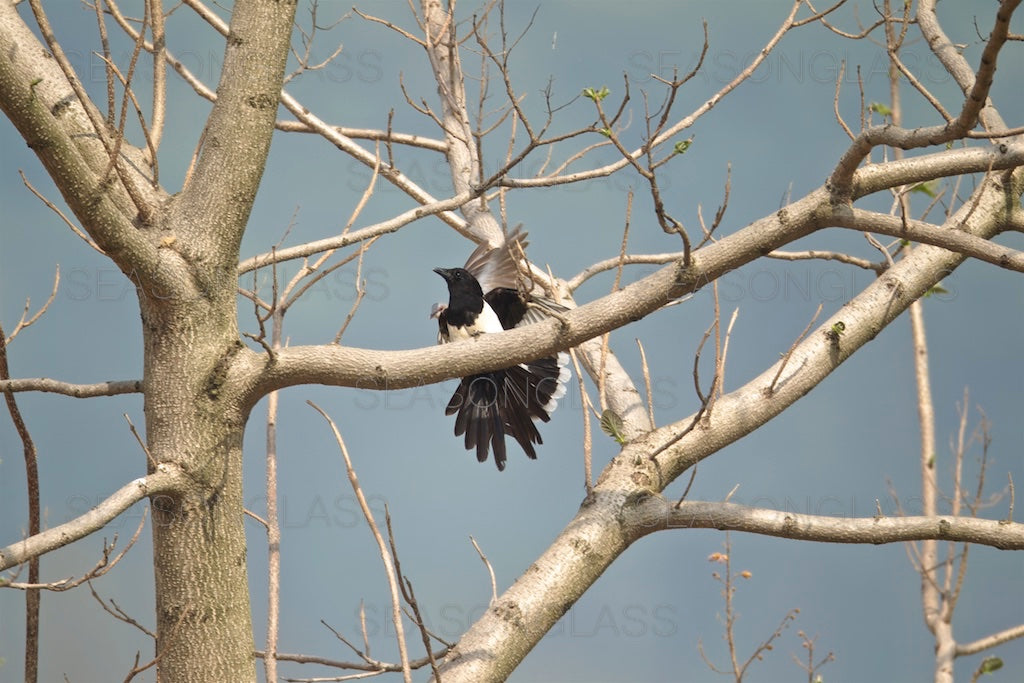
432 229 569 470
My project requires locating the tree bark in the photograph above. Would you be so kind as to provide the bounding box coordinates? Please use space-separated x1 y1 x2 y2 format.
140 0 298 676
0 0 298 678
145 315 255 681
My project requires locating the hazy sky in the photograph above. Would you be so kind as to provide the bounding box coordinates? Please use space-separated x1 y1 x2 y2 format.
1 2 1022 681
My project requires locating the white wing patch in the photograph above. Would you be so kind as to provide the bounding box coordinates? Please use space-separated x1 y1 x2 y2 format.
542 352 571 415
444 301 504 342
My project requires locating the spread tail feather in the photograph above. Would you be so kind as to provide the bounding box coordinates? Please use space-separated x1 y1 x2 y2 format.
445 352 568 470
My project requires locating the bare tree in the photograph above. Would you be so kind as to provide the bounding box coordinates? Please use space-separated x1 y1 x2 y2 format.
0 1 1022 682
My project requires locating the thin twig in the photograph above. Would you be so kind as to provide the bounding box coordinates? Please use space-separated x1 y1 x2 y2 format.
635 338 656 428
568 348 595 493
10 511 147 592
0 320 40 683
766 303 823 395
674 465 699 508
263 323 283 683
333 240 376 344
1006 473 1015 524
384 508 442 682
308 402 412 683
19 173 104 254
4 266 60 345
89 580 155 638
469 535 498 605
123 413 155 469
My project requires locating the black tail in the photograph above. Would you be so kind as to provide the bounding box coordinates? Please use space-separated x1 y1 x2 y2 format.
446 354 568 470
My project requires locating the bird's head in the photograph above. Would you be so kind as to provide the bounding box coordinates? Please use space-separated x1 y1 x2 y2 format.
433 267 483 297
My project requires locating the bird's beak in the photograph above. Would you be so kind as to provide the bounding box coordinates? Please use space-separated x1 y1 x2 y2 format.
433 267 454 282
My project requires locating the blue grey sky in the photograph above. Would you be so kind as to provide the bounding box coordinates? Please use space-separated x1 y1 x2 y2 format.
1 2 1022 681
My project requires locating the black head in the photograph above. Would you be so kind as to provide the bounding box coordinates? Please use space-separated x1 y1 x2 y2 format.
433 267 484 297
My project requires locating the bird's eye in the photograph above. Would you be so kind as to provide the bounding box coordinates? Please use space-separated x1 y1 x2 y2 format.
453 271 462 280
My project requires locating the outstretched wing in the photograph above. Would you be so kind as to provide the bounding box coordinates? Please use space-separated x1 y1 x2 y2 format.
463 225 529 295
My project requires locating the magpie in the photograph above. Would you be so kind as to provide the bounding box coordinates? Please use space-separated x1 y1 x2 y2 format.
432 229 569 470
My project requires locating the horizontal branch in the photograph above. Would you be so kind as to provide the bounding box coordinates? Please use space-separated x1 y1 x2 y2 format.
235 144 1024 405
0 378 141 398
830 1 1020 195
434 151 1021 682
232 189 830 404
767 248 882 272
851 142 1024 197
628 498 1024 550
254 648 450 674
237 189 474 274
0 465 184 571
238 142 1024 277
274 120 448 152
833 208 1024 273
566 252 684 292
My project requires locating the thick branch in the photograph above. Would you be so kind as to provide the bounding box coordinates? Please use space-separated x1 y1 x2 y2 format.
0 378 141 398
435 149 1021 682
628 498 1024 550
0 2 175 294
832 208 1024 272
956 624 1024 656
918 0 1016 132
240 140 1024 405
234 189 829 404
240 137 1024 403
830 1 1020 196
172 0 298 269
0 465 184 571
421 0 502 245
851 142 1024 197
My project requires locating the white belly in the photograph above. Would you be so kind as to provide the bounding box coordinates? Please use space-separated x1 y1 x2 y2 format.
446 302 504 341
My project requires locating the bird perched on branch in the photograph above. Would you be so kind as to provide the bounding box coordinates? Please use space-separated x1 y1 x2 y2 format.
431 228 569 470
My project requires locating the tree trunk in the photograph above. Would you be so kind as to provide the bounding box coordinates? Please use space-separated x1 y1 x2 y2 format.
142 283 254 681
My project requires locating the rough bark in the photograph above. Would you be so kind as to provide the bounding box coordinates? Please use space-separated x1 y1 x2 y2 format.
0 0 298 679
141 0 298 677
